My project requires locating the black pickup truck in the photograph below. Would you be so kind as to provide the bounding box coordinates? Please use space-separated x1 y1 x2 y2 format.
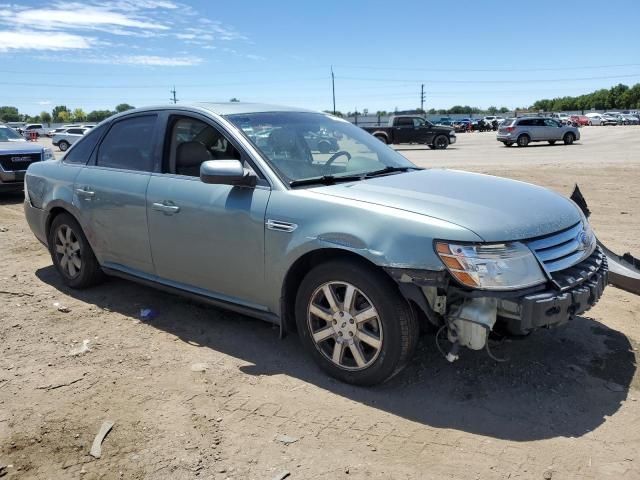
361 115 457 149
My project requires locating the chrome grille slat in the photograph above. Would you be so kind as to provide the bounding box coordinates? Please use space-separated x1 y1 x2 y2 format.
527 222 582 250
535 238 582 262
527 221 594 274
543 250 588 272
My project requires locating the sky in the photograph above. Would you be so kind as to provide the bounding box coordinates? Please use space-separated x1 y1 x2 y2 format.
1 0 640 116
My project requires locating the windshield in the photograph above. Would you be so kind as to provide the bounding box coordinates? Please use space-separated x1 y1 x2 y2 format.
0 126 23 141
226 112 416 183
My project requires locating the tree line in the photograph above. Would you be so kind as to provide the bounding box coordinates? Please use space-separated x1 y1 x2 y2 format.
0 103 135 124
531 83 640 112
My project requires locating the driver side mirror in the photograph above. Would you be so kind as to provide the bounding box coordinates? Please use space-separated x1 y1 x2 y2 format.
200 160 257 187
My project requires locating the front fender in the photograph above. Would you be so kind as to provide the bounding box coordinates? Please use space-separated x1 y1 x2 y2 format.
263 189 481 313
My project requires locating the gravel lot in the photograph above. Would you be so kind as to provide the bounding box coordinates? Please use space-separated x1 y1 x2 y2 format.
1 127 639 479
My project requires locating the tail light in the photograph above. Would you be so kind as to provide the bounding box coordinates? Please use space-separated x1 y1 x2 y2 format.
504 126 515 132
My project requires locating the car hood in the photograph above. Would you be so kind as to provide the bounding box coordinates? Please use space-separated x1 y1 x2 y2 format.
311 169 581 242
0 141 44 154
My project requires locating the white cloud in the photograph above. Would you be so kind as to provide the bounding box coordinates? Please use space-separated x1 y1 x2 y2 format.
0 30 92 51
11 7 169 33
38 100 52 105
0 1 259 64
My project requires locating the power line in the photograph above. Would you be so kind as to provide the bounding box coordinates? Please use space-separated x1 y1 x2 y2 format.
337 73 640 84
332 63 640 72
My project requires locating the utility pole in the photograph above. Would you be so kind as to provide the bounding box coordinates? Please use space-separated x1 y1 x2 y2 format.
331 66 336 115
420 83 425 112
170 86 178 104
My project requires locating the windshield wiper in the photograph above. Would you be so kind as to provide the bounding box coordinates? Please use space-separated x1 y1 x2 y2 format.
289 174 365 187
364 166 422 178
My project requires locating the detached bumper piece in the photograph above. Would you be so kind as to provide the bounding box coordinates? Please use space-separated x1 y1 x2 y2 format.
504 247 608 335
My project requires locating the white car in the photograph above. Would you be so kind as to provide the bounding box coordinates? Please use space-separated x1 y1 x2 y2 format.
46 124 82 137
51 127 89 151
585 113 604 126
21 123 48 138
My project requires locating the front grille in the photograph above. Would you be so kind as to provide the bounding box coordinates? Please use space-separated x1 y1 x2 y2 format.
527 222 594 273
549 246 606 291
0 152 42 172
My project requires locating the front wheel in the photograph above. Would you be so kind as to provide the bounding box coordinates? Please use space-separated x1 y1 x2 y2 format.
295 260 418 386
563 132 575 145
432 135 449 149
58 140 70 152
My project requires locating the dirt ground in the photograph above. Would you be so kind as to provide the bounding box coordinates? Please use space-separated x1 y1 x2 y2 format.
1 127 639 479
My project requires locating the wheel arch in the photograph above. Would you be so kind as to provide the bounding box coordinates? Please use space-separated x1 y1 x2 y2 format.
371 131 389 143
280 247 394 335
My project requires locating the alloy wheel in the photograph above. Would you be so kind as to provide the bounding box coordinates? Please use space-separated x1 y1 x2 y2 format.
307 281 383 371
54 224 82 278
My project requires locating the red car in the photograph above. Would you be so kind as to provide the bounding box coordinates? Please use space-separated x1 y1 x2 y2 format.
570 115 590 126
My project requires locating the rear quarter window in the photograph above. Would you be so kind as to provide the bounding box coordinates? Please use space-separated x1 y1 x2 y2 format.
63 123 109 165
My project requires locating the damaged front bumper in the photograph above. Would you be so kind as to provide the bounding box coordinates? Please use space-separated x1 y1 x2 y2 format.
387 246 609 360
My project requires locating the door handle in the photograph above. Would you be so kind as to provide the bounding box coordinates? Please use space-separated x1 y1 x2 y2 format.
152 202 180 215
76 188 95 199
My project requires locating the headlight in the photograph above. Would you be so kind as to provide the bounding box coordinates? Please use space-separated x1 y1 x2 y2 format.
43 148 54 161
435 241 546 290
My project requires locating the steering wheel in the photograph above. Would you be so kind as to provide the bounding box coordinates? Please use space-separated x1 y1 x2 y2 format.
324 150 352 169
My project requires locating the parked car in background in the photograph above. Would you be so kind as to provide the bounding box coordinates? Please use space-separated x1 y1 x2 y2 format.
46 124 82 137
21 123 48 138
0 124 54 192
436 117 454 126
570 115 590 126
621 114 639 125
497 117 580 147
362 115 456 149
52 127 89 151
23 103 607 385
601 113 621 125
585 113 603 126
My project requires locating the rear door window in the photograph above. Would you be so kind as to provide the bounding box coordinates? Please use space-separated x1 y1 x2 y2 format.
96 115 158 172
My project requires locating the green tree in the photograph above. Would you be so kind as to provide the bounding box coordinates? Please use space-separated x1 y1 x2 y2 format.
0 106 20 122
115 103 135 113
229 98 240 102
87 110 115 122
58 110 72 123
52 105 70 123
40 111 52 125
486 106 498 115
72 108 87 122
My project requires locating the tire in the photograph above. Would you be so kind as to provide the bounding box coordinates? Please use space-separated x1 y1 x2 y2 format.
58 140 70 152
48 213 104 289
563 132 575 145
588 121 592 126
432 135 449 149
295 259 419 386
504 142 513 147
517 134 530 147
548 140 556 145
317 140 331 154
428 145 436 150
374 134 388 144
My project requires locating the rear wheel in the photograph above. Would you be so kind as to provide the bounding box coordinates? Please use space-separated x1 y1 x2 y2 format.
48 213 104 289
295 260 418 386
317 140 331 154
563 132 575 145
432 135 449 149
374 134 388 144
548 140 556 145
517 134 530 147
58 140 70 152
